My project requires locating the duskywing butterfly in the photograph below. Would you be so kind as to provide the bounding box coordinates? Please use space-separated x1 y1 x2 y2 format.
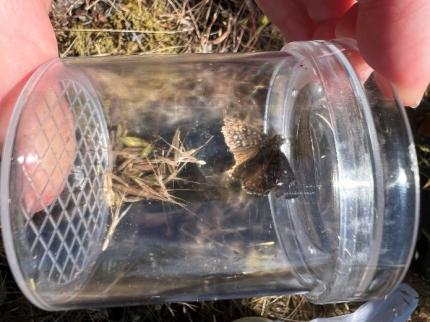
222 116 298 198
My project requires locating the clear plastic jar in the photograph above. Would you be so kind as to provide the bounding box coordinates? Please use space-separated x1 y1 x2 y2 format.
0 39 419 310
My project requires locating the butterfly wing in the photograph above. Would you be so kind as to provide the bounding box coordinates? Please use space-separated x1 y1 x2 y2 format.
222 116 298 198
221 116 265 167
234 156 273 195
233 142 298 198
272 149 299 199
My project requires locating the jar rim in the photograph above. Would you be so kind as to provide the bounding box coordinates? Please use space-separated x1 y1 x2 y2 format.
268 39 420 303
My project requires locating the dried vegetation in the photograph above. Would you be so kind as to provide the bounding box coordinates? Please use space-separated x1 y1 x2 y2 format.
0 0 429 321
50 0 283 56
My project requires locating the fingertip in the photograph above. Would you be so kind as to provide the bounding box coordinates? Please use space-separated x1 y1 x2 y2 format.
396 83 427 108
355 0 430 108
374 72 426 108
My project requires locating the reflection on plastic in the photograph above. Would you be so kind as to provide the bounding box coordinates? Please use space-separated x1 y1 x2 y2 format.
311 284 418 322
232 318 275 322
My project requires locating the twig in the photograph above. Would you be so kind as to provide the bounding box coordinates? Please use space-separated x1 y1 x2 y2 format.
102 197 132 251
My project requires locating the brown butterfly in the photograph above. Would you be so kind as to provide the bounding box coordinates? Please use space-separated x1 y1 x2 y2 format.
222 116 298 198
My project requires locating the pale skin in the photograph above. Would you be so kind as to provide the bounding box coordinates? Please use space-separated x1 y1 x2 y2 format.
0 0 429 210
256 0 430 107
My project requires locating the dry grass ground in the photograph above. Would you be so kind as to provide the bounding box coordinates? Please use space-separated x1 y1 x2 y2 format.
0 0 429 321
51 0 283 56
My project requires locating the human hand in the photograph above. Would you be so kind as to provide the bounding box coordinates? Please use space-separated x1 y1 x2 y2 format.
0 1 75 213
257 0 430 107
0 0 57 126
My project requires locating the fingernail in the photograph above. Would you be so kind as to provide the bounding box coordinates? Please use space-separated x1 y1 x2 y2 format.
396 84 426 108
409 100 422 109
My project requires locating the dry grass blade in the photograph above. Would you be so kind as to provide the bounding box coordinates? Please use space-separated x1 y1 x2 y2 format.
57 27 193 34
248 295 361 321
101 126 208 249
105 125 208 215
